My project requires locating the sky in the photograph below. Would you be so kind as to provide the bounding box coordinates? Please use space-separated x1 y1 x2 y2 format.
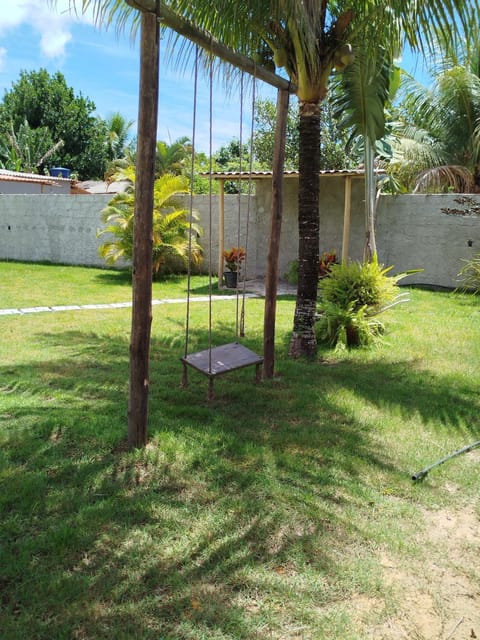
0 0 273 153
0 1 426 155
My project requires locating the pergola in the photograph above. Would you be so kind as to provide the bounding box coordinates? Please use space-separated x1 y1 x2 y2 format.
209 168 384 275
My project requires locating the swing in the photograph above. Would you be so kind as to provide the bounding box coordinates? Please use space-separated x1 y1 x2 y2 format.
181 49 263 400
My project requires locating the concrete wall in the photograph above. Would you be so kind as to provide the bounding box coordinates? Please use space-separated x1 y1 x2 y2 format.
1 186 479 289
376 194 480 288
0 194 112 265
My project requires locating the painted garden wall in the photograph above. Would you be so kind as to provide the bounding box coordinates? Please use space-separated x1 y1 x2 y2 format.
0 184 479 289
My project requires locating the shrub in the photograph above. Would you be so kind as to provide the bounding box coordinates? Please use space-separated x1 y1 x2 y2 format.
98 167 203 278
284 250 337 285
316 255 417 348
457 254 480 293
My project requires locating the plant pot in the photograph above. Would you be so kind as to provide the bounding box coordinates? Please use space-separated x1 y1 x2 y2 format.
223 271 238 288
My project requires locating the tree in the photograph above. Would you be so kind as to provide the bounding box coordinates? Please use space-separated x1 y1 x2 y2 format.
155 136 192 176
98 164 203 276
392 26 480 193
105 111 134 161
332 40 399 258
0 68 110 179
253 96 353 171
253 98 299 169
0 119 64 173
164 0 478 357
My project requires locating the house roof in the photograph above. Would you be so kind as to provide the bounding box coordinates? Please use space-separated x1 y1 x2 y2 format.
78 180 131 194
0 169 73 186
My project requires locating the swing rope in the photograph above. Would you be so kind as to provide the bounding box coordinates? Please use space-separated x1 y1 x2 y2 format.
183 45 199 368
181 53 263 399
235 73 244 341
207 47 214 377
240 73 257 337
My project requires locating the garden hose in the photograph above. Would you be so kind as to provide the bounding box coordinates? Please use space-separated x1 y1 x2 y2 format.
412 439 480 482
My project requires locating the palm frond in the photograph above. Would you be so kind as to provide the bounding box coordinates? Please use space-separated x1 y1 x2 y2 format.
414 165 474 193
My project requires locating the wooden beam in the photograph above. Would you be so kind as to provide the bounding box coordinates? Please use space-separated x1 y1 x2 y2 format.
125 0 295 93
218 179 225 287
341 175 352 264
128 8 160 449
263 88 289 379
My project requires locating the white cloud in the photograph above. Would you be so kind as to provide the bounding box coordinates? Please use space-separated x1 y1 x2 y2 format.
0 47 6 72
0 0 95 58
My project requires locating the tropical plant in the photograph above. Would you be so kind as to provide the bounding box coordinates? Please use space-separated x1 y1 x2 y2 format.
0 119 64 173
333 41 400 259
98 166 203 277
223 246 246 272
316 255 415 347
104 111 134 161
392 24 480 193
155 136 191 177
457 253 480 292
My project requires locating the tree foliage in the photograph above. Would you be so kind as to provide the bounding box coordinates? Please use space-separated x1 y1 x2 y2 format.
390 24 480 193
98 165 203 277
0 69 111 179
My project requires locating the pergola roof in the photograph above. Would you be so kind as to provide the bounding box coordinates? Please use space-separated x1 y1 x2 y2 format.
206 169 387 180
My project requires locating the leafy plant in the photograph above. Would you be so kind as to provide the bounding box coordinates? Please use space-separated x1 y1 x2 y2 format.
319 250 338 279
285 251 337 286
98 166 203 278
223 247 246 272
316 255 417 347
457 253 480 293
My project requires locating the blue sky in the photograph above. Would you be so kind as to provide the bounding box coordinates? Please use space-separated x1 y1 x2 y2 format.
0 0 273 153
0 2 426 154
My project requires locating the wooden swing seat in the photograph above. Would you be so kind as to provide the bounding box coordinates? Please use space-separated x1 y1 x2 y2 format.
181 342 263 379
181 342 263 400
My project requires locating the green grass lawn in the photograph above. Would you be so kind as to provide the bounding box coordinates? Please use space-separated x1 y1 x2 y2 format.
1 262 479 639
0 261 222 309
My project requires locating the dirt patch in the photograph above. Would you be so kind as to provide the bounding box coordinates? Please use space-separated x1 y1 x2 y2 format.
357 505 480 639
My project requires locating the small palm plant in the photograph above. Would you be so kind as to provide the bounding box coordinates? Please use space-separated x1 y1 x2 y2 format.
98 165 203 277
316 255 418 348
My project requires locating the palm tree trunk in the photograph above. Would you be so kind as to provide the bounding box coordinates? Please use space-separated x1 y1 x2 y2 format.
288 101 321 358
363 139 377 261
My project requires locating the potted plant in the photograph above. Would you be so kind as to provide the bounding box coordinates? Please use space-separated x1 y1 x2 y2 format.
223 246 245 288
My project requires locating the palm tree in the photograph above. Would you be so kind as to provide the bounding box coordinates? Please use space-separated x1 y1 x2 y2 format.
0 119 64 173
155 136 191 176
98 165 203 276
332 39 399 260
392 26 480 193
105 111 134 160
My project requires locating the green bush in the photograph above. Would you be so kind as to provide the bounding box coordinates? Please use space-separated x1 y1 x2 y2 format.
98 167 203 278
457 253 480 293
316 255 416 348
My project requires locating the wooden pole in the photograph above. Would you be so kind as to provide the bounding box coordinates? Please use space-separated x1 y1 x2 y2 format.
128 9 160 449
263 88 289 378
341 175 352 264
218 179 225 287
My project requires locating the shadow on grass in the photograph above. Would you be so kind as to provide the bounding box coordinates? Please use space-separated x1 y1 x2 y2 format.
93 270 228 298
94 268 132 286
1 326 478 639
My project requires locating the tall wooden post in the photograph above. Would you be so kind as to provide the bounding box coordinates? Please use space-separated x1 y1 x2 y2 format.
128 8 160 449
263 88 289 378
218 179 225 286
341 175 352 264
